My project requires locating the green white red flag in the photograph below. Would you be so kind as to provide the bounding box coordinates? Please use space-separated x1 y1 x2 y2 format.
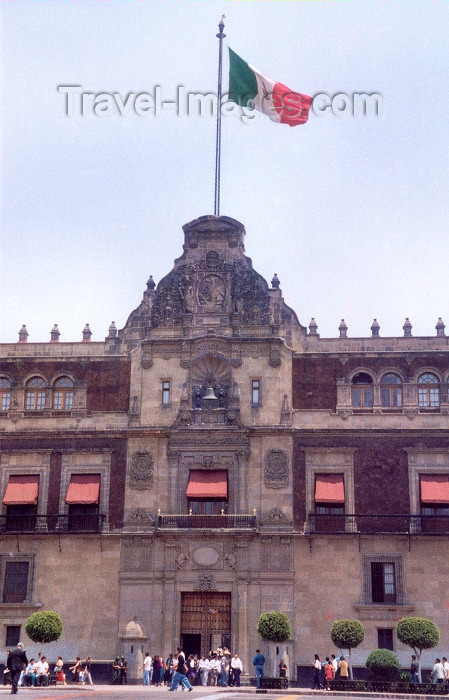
228 48 312 126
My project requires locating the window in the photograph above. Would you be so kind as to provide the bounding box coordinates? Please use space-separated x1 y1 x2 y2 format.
53 376 74 410
251 380 261 405
420 474 449 515
363 555 404 605
418 373 440 407
3 561 29 603
65 474 101 531
351 373 373 408
378 628 394 651
2 475 39 532
186 470 228 516
371 562 396 603
25 377 46 410
314 474 345 515
381 373 402 408
0 378 11 411
162 381 170 406
5 626 21 647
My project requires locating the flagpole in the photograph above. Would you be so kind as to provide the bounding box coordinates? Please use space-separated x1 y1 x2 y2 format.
214 15 226 217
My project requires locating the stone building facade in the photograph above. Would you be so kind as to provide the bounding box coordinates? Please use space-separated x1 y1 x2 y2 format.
1 214 449 679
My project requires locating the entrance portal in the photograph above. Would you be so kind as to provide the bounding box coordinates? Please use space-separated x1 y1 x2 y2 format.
181 592 231 658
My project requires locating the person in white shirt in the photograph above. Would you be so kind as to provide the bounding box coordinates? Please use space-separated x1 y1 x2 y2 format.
142 653 152 686
433 658 445 684
198 656 209 686
442 657 449 692
209 656 220 686
35 656 49 686
231 653 243 687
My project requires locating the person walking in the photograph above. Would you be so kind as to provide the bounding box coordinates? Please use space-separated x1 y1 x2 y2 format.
253 649 265 689
410 654 419 683
312 654 321 690
168 647 193 692
142 653 152 686
7 643 28 695
231 653 243 687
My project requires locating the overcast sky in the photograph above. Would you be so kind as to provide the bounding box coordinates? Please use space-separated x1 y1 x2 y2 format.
1 1 448 344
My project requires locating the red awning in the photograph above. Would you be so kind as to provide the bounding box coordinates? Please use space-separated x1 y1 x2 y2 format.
2 475 39 505
186 470 228 499
420 474 449 504
66 474 100 505
315 474 345 504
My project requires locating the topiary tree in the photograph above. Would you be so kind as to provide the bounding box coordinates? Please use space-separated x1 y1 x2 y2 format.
396 616 440 682
257 612 292 677
25 611 63 653
331 619 365 680
366 649 400 680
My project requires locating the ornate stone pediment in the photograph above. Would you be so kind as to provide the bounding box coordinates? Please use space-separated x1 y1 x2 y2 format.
128 452 154 489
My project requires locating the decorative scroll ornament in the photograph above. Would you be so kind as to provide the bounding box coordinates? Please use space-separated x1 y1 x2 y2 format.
129 452 154 490
264 449 289 489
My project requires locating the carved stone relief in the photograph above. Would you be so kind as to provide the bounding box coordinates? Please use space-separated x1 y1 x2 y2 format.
264 449 289 489
129 452 154 489
261 536 292 571
196 574 215 591
121 537 153 571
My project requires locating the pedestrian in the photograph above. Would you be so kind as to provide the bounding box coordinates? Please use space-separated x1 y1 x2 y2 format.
338 656 349 681
432 658 445 685
231 653 243 687
119 656 128 685
443 657 449 693
111 658 121 685
54 656 67 685
312 654 321 690
69 657 81 684
199 656 209 686
7 643 28 695
253 648 265 689
410 654 419 683
325 659 334 691
83 656 93 685
164 654 173 686
142 652 152 686
168 646 193 691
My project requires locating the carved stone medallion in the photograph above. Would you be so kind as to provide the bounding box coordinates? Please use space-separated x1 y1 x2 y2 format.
198 275 226 311
264 449 289 489
129 452 154 489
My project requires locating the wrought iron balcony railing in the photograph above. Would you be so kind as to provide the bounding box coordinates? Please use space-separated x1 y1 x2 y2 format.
0 513 106 534
157 513 257 530
308 513 449 535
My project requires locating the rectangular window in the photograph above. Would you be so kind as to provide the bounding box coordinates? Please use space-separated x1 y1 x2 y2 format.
5 625 21 647
162 381 170 406
3 561 29 603
1 393 11 411
251 380 260 405
371 562 396 603
377 628 394 651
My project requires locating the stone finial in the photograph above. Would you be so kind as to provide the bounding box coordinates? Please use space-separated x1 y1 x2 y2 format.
82 323 92 342
271 273 280 290
147 275 156 291
339 319 348 338
403 318 412 337
108 321 117 338
50 324 60 343
308 318 318 336
18 325 28 343
371 319 380 337
436 318 445 337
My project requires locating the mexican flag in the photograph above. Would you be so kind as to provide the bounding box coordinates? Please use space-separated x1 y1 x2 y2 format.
228 47 312 126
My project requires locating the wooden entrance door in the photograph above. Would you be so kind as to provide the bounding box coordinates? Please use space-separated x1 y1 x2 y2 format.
181 592 231 657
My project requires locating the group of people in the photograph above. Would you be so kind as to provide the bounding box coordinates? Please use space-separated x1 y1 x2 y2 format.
112 656 129 684
3 643 93 694
139 646 244 690
312 653 349 690
427 656 449 688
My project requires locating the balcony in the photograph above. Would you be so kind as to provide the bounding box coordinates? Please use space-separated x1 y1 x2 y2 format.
0 513 106 534
308 513 449 535
157 512 257 530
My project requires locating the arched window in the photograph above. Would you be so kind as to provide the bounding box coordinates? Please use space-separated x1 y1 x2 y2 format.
351 372 373 408
25 377 46 410
0 378 12 411
381 373 402 408
53 377 74 410
418 373 440 408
